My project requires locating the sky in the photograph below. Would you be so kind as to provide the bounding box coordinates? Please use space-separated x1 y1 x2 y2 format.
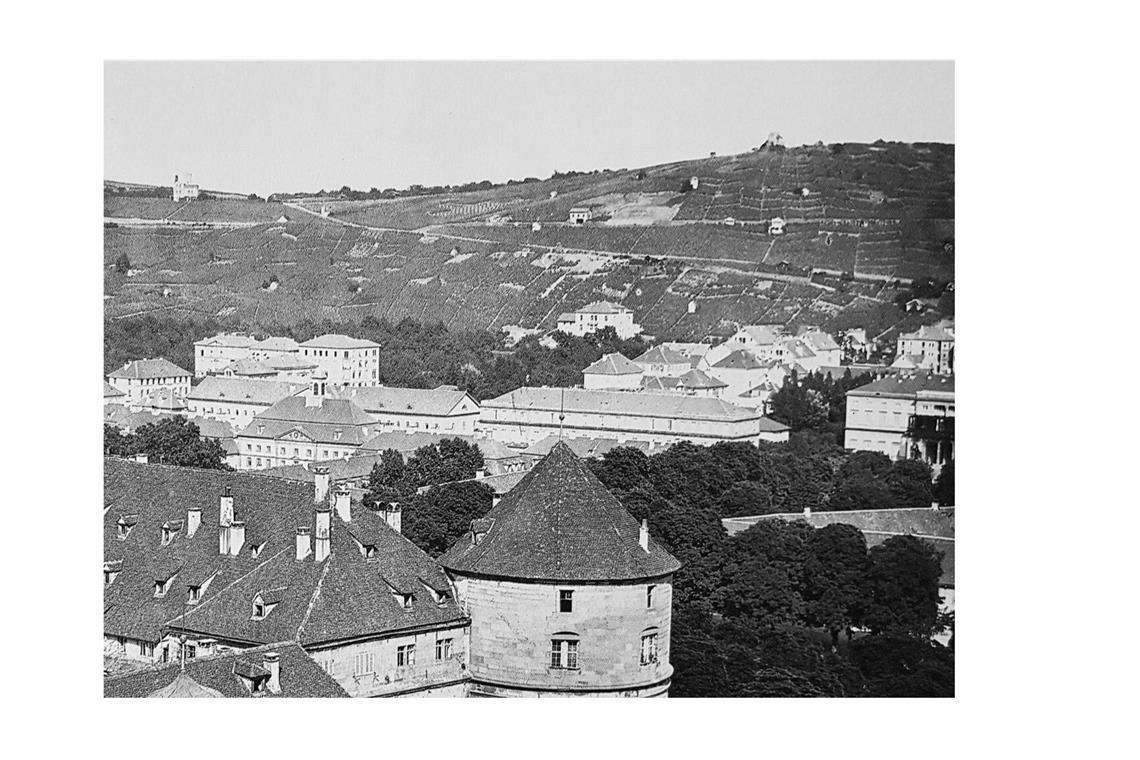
105 61 953 197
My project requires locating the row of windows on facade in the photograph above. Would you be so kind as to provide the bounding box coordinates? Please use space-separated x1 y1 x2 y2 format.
344 638 453 677
558 586 655 613
123 377 188 385
301 348 379 359
549 632 659 669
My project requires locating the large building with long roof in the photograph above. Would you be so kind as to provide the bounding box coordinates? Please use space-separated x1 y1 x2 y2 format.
441 442 681 697
107 358 193 404
844 371 955 468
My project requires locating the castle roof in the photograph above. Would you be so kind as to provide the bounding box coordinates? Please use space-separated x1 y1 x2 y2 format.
440 442 681 582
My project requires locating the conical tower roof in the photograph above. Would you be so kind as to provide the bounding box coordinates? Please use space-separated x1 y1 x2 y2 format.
146 670 224 698
440 442 681 581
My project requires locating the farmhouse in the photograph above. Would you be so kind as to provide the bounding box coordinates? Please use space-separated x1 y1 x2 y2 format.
479 386 789 447
107 358 193 404
844 371 955 471
556 301 642 339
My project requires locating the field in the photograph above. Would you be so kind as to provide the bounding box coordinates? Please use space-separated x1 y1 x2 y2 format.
104 142 953 339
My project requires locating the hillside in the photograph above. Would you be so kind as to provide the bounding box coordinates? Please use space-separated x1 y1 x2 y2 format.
103 142 953 340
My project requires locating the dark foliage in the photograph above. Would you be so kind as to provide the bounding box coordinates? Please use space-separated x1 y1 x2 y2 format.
401 481 495 557
104 418 230 470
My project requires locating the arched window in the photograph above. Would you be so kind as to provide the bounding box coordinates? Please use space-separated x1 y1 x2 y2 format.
550 632 579 670
640 627 659 666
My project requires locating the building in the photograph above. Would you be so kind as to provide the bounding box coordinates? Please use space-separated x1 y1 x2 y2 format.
104 381 128 408
568 207 591 224
107 358 193 404
172 173 200 201
797 328 843 368
186 376 308 429
104 458 471 697
708 350 784 400
105 641 349 698
710 325 788 365
583 352 644 390
521 435 659 462
219 358 278 379
895 324 955 375
299 334 381 387
249 336 301 362
722 506 955 645
354 431 529 476
768 217 786 234
440 442 682 697
844 372 955 470
336 385 480 435
672 368 727 398
193 333 257 377
133 387 189 415
480 386 789 447
556 301 642 340
235 373 379 469
633 345 692 377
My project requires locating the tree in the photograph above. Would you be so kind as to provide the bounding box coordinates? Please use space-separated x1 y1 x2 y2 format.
862 535 943 637
104 424 133 456
125 417 230 470
114 253 131 274
934 461 955 505
803 524 868 647
721 519 812 627
715 481 775 518
849 634 954 697
401 481 494 557
887 459 935 508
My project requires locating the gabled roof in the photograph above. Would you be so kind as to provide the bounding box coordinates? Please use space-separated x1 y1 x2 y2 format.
899 325 956 342
440 442 681 582
484 387 764 422
677 368 727 389
336 386 477 417
584 352 644 376
299 334 380 350
799 330 841 352
574 301 630 315
108 358 192 380
781 339 817 360
633 345 689 365
188 376 306 406
104 642 348 698
713 350 772 370
104 382 126 399
640 375 681 392
243 396 376 446
251 336 300 353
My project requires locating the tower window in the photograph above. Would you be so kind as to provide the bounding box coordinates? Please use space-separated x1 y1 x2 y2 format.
550 638 579 669
558 589 573 613
640 633 659 665
647 584 656 608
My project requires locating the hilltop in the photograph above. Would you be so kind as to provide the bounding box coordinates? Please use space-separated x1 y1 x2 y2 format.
104 141 953 341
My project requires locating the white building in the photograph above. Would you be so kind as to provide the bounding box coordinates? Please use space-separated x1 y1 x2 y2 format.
633 345 692 377
768 217 786 235
298 334 381 387
186 376 308 429
335 385 480 436
583 353 645 390
569 207 591 224
172 173 200 201
556 301 642 340
107 358 193 404
895 324 955 375
193 333 257 377
844 372 955 469
480 386 789 447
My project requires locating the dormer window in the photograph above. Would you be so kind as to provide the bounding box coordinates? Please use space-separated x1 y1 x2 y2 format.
420 580 449 606
103 560 122 587
253 601 265 618
251 589 283 620
249 542 266 559
154 579 170 597
117 515 138 539
396 592 413 609
188 585 202 603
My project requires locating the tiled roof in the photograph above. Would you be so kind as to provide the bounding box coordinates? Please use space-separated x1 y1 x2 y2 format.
713 350 772 370
522 435 656 459
105 382 126 398
104 642 349 698
574 301 630 315
800 331 841 352
756 416 791 433
356 432 519 461
441 442 681 581
781 339 817 360
722 508 955 586
223 359 277 376
105 458 466 648
847 371 955 398
336 386 477 417
251 336 300 352
299 334 380 350
137 388 188 412
660 342 711 357
677 368 727 389
242 396 376 446
194 333 257 349
266 354 318 371
117 412 234 440
633 345 689 365
188 376 306 406
108 358 193 380
584 352 644 376
483 387 764 422
899 325 955 342
262 455 384 484
738 325 783 345
640 376 681 392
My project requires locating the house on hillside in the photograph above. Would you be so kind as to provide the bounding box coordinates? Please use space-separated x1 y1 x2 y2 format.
556 301 642 340
569 207 591 225
768 217 786 235
172 173 200 201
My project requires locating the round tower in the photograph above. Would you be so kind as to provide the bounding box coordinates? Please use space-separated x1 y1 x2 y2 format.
440 442 681 698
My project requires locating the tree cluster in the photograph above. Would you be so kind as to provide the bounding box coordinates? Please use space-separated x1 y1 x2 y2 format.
361 438 485 508
768 368 875 442
104 418 231 470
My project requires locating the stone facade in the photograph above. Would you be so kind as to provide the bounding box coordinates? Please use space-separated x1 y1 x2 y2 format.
450 575 674 697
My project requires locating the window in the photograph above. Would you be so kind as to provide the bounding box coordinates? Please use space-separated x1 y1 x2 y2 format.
140 641 155 658
186 644 197 660
559 589 573 613
435 638 453 661
354 652 374 676
188 585 201 603
647 584 655 608
252 601 266 619
550 638 579 669
154 579 169 597
397 644 416 667
640 633 659 665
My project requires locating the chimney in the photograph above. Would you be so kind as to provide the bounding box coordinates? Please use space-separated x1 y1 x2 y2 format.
219 487 234 527
263 651 281 694
333 488 351 523
295 526 312 560
804 506 812 517
133 453 149 464
639 519 649 552
314 508 331 562
313 466 331 503
186 506 201 538
931 501 940 512
382 502 402 534
228 521 246 556
475 469 486 480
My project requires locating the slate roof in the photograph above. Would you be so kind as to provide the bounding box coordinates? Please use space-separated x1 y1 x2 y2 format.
105 459 466 648
299 334 380 350
440 442 681 582
188 376 306 406
104 642 348 698
336 386 477 417
241 396 376 446
677 368 727 389
483 387 763 422
722 507 955 586
356 432 518 462
105 382 126 399
575 301 630 315
194 333 257 349
712 350 773 370
633 345 690 366
847 372 955 399
108 358 193 380
251 336 300 353
584 352 644 376
899 325 955 342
